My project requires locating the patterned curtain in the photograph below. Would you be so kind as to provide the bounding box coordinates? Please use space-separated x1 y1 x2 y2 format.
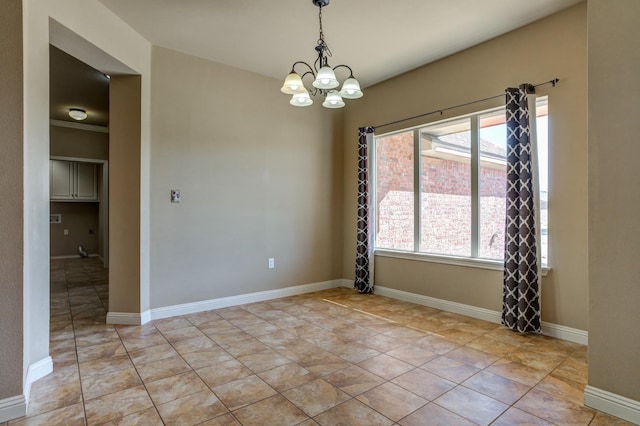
502 84 541 333
355 127 375 294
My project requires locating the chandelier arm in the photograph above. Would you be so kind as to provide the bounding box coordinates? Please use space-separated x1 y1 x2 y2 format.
332 64 355 78
291 61 316 76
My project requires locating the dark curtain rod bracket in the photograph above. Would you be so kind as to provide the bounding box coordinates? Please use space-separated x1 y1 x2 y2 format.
372 78 560 132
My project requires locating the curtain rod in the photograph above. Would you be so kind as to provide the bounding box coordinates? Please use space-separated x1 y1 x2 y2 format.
372 78 559 132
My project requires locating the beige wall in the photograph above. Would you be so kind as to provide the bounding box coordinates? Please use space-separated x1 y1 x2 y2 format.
50 125 108 160
149 46 343 308
50 202 99 256
588 0 640 403
17 0 151 411
0 0 24 402
109 75 142 313
342 4 589 330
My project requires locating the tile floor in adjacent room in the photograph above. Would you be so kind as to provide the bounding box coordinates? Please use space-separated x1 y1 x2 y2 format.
6 257 635 425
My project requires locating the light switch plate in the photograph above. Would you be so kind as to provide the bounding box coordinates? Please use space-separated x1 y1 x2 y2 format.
171 190 181 203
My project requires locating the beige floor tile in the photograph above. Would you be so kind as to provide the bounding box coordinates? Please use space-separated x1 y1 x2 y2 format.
51 350 78 368
197 413 242 425
161 325 205 343
152 317 193 332
283 378 351 417
232 395 309 426
128 342 179 366
27 381 82 417
356 333 405 352
181 345 233 370
170 335 215 355
358 353 414 380
505 347 566 373
485 359 548 387
81 366 142 400
121 331 169 352
323 365 385 397
221 338 270 357
238 349 293 373
331 341 381 364
212 374 277 411
156 389 228 425
434 386 508 425
386 343 438 366
462 370 531 405
145 370 209 405
397 402 476 426
257 363 316 393
196 358 253 387
413 334 460 355
136 355 191 383
76 340 127 363
9 403 85 426
515 388 595 425
84 385 154 425
421 356 480 383
491 407 554 425
590 411 637 425
550 357 588 385
35 265 613 426
464 334 518 356
99 407 164 426
392 368 456 401
297 351 352 376
534 374 585 405
30 364 79 393
444 345 499 369
314 399 394 425
356 382 427 422
79 355 134 377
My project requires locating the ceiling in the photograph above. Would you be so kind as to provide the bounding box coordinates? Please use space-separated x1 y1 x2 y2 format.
51 0 582 127
50 45 110 127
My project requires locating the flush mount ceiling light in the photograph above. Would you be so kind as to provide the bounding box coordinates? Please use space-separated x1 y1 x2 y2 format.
68 108 88 121
280 0 363 108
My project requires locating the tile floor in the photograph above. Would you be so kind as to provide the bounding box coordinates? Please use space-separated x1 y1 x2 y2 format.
5 257 634 425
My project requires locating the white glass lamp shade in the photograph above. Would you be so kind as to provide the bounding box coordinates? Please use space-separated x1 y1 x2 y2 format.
68 108 87 120
322 91 345 108
312 66 339 89
290 90 313 107
339 77 363 99
280 72 306 94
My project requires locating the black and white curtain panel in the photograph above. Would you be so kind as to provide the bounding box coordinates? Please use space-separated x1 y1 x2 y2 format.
502 84 541 333
355 127 375 294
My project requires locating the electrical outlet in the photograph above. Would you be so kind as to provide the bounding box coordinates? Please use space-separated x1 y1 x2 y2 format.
268 258 275 269
63 229 69 236
171 189 181 203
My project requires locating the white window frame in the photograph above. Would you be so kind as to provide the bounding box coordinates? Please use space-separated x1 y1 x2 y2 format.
373 100 549 274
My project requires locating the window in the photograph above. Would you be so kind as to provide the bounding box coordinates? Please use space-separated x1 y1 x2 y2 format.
374 98 548 267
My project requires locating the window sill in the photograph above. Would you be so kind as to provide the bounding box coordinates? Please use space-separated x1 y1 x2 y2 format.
374 249 550 277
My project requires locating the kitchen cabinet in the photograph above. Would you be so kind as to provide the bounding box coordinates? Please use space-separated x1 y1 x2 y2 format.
50 160 98 201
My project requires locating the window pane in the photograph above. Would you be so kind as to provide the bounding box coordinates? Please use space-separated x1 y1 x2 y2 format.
375 131 414 250
479 110 507 260
420 119 471 257
537 103 549 266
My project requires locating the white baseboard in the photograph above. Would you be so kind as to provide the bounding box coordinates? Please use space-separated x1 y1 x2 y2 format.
1 356 55 422
370 285 588 345
585 385 640 424
107 312 143 326
0 395 26 423
149 279 344 321
50 254 99 260
24 356 53 406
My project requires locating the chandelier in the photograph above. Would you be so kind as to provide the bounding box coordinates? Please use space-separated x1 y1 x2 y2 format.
280 0 363 108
